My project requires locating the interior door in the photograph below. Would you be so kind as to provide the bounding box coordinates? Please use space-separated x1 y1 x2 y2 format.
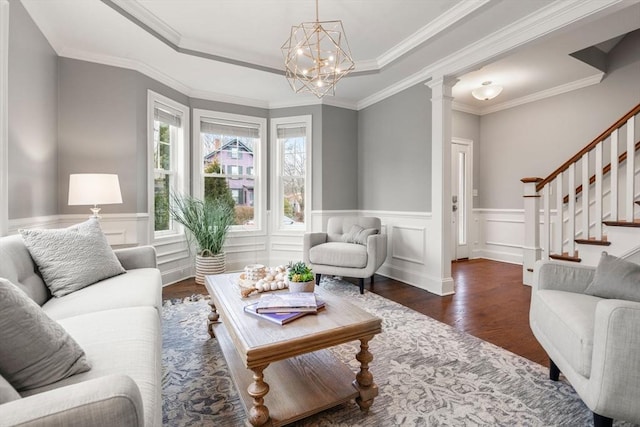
451 140 472 260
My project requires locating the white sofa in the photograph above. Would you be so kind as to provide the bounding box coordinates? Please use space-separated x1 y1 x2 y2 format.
0 234 163 427
530 258 640 427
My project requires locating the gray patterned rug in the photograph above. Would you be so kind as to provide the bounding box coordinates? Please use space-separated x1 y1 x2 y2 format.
162 278 635 426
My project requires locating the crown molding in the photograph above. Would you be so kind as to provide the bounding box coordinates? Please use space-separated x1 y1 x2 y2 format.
376 0 491 69
109 0 181 46
452 102 482 115
479 72 605 115
358 0 624 110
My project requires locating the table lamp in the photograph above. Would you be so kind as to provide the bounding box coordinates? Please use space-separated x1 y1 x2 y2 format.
68 173 123 218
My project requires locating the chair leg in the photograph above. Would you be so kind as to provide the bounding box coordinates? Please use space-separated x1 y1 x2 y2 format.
358 278 364 294
315 273 321 286
593 412 613 427
549 358 560 381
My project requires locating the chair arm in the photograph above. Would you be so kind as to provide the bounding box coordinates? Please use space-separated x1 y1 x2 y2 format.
0 375 144 427
533 260 595 293
303 233 327 265
587 299 640 422
365 234 388 270
114 246 158 270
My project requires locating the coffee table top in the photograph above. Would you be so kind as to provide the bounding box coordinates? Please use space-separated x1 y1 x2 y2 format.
205 273 382 368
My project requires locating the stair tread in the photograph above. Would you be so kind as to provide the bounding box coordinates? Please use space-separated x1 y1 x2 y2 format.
549 253 582 262
575 238 611 246
603 220 640 228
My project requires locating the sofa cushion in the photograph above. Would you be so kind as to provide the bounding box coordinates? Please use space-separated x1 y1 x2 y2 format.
0 374 20 404
20 218 125 298
0 234 50 305
0 278 91 392
22 307 162 427
532 289 600 378
585 252 640 302
309 242 368 268
43 268 162 321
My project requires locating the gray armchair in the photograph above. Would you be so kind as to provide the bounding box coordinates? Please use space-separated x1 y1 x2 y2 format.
303 216 387 294
529 258 640 427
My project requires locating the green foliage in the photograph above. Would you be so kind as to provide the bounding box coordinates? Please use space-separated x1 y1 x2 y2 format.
283 198 294 219
287 261 314 283
169 193 235 256
154 190 170 231
204 159 235 212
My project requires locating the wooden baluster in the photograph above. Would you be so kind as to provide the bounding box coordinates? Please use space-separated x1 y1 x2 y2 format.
626 117 635 222
581 152 589 240
594 142 603 240
555 174 563 255
568 163 576 257
543 184 551 260
610 129 618 221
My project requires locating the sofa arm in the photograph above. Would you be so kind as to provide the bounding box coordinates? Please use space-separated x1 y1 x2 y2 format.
366 234 388 271
0 375 143 427
533 260 595 293
587 299 640 421
115 246 158 270
303 233 327 264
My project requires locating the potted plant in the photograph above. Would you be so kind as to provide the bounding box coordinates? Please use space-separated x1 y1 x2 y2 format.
169 193 235 285
287 261 315 292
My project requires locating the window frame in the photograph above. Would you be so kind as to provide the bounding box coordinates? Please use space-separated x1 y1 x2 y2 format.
192 109 267 235
147 90 190 242
270 115 312 234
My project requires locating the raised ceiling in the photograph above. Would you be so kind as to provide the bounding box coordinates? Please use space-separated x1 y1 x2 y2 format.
20 0 640 110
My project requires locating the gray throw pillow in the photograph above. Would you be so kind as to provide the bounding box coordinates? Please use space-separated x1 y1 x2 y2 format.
0 374 20 404
0 278 91 392
584 252 640 302
341 224 379 245
20 218 125 297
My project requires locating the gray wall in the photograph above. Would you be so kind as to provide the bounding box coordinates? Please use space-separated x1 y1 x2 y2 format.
58 58 189 214
478 30 640 209
321 105 358 210
453 110 481 206
358 82 432 212
8 0 58 219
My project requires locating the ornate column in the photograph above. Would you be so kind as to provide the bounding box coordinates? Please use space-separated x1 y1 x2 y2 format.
425 76 458 296
521 177 542 286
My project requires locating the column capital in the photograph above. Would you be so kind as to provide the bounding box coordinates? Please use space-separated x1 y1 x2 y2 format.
425 76 459 90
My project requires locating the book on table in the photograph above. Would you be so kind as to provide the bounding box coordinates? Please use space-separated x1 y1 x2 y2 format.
244 299 326 325
255 292 321 314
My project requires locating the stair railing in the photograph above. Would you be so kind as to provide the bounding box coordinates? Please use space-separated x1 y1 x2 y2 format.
521 102 640 285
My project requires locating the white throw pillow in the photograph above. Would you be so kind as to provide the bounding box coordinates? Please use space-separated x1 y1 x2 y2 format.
20 218 125 297
584 252 640 302
0 278 91 392
0 374 20 404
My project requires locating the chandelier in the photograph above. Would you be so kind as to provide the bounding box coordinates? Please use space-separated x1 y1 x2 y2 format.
281 0 355 98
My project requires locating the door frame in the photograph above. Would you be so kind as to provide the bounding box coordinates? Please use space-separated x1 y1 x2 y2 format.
451 137 474 260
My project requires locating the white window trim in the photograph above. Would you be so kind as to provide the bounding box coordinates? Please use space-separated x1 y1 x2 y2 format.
147 90 190 243
270 115 312 235
192 109 267 236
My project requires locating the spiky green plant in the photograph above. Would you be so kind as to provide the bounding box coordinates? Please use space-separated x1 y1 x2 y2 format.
169 193 235 256
287 261 314 283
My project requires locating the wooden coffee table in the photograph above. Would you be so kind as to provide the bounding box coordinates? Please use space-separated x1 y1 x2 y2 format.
205 273 382 426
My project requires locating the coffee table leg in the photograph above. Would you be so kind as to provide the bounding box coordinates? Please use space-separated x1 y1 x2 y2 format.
207 299 219 338
353 335 378 412
247 364 271 426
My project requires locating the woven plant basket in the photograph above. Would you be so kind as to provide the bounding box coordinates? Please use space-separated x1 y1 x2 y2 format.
195 252 225 285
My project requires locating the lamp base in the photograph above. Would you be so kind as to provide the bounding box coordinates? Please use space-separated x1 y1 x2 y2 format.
90 206 101 219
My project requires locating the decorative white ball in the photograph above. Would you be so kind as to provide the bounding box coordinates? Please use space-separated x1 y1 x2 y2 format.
270 282 278 291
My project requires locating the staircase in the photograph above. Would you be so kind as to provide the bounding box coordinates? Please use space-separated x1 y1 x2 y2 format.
521 103 640 285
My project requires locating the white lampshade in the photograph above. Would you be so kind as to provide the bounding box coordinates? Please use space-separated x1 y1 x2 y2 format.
471 81 503 101
68 174 122 217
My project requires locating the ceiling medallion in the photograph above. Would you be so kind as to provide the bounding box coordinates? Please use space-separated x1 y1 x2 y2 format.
281 0 355 98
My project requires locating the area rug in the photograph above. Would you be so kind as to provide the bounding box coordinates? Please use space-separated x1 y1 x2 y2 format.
162 278 635 426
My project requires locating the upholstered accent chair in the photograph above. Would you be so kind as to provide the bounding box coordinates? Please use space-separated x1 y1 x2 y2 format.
303 216 387 294
529 256 640 427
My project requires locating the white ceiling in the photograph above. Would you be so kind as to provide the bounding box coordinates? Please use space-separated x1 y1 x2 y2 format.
20 0 640 111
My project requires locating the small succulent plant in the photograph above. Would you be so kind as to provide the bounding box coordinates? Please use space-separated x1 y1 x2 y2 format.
287 261 314 283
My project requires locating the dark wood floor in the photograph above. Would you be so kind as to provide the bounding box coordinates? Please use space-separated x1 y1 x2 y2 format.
162 258 548 367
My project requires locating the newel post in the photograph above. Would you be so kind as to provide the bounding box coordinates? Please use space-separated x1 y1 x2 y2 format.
521 177 543 286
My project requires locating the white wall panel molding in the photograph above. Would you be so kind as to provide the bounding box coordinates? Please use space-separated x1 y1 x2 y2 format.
391 225 426 264
8 215 60 233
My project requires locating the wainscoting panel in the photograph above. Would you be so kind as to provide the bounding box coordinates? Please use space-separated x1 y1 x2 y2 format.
472 209 525 265
391 226 425 264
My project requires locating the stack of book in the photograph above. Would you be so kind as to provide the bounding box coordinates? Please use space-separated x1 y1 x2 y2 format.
244 292 325 325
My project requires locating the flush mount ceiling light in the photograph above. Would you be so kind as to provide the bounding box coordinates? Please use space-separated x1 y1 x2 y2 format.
281 0 355 98
471 81 503 101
